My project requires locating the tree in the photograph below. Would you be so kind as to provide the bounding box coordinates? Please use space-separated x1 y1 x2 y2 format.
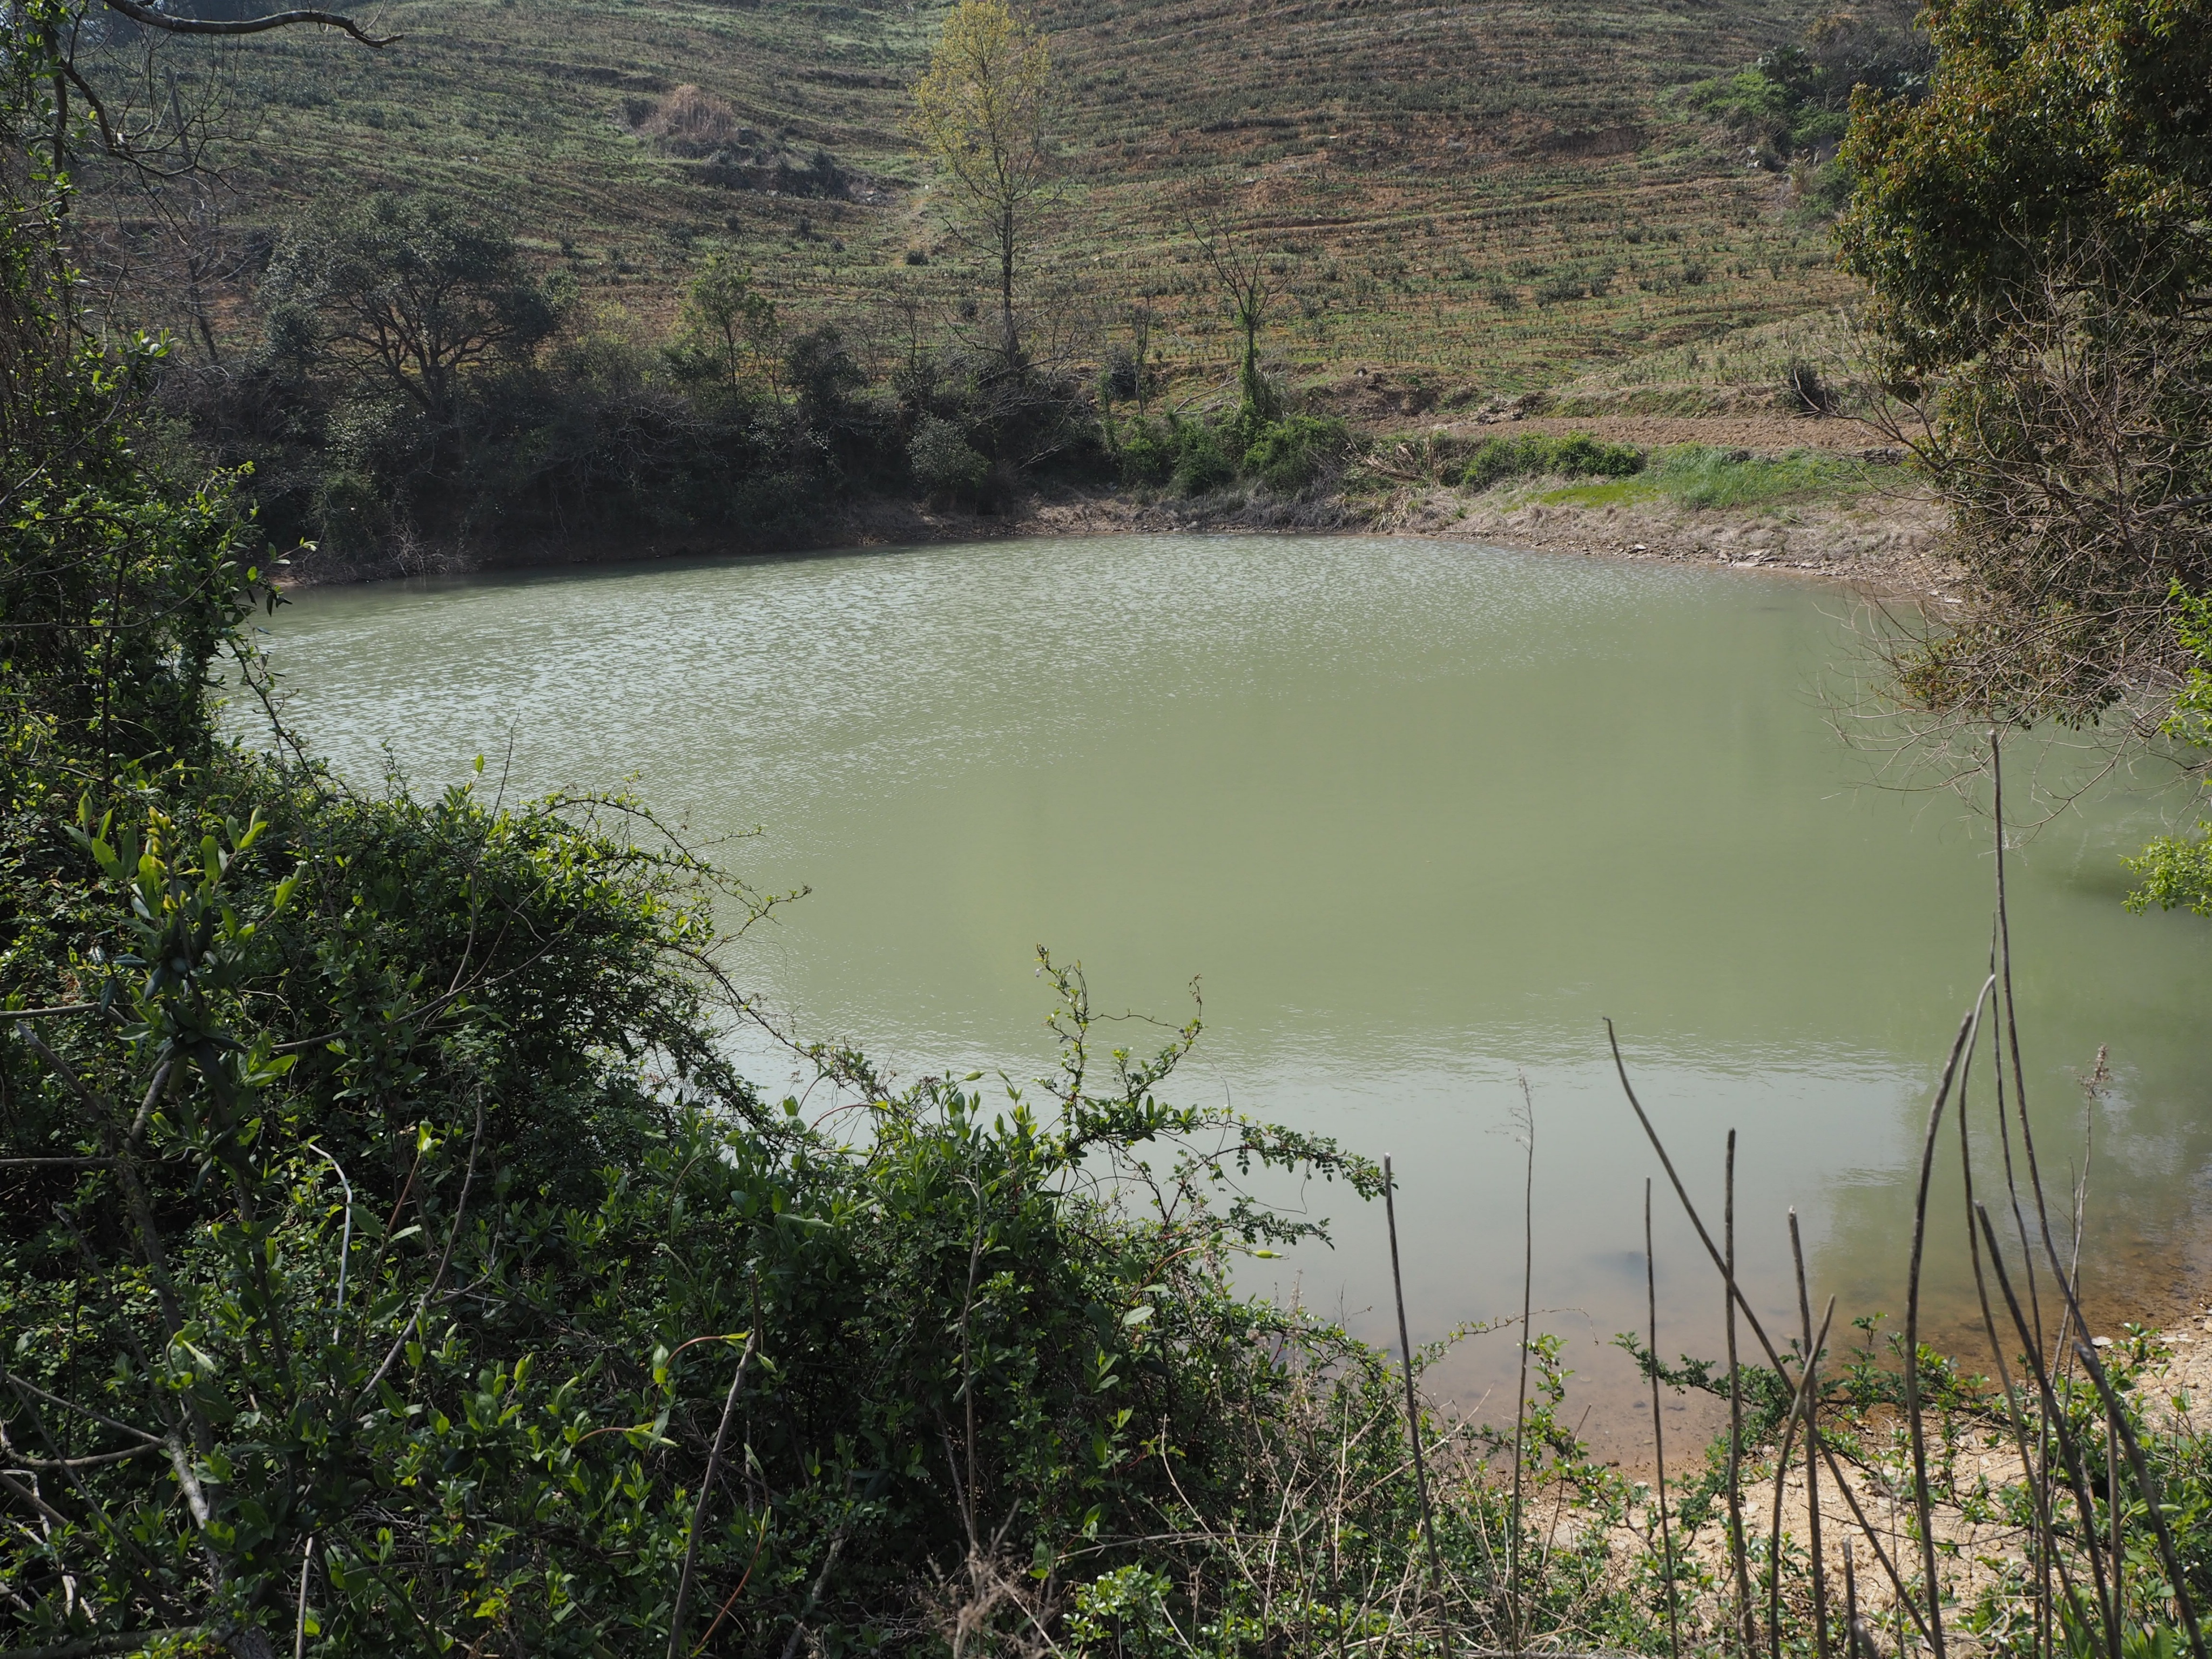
672 252 779 395
2126 586 2212 913
1189 192 1289 430
912 0 1055 367
1837 0 2212 726
261 193 566 424
0 0 387 781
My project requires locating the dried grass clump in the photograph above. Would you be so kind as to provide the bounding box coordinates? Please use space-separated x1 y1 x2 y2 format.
638 84 743 158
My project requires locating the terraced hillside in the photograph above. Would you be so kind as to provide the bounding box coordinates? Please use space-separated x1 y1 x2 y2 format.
83 0 1859 396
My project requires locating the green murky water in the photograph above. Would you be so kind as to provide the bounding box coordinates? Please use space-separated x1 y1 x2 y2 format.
257 533 2212 1435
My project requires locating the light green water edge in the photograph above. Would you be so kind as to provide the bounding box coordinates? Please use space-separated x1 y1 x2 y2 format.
253 533 2212 1442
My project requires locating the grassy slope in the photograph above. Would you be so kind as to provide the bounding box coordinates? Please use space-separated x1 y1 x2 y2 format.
91 0 1857 397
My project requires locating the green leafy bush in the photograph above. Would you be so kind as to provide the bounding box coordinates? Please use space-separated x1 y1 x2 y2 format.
1242 414 1351 491
909 412 993 500
1170 419 1237 495
1462 431 1647 490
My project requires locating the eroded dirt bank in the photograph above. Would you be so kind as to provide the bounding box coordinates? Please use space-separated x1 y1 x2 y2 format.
823 473 1953 597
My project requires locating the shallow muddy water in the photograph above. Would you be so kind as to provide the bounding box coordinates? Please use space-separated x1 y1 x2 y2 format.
260 533 2212 1446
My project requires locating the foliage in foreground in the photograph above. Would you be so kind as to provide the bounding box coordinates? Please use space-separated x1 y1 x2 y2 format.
1839 0 2212 729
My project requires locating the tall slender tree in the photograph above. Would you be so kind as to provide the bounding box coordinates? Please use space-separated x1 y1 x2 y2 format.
912 0 1055 368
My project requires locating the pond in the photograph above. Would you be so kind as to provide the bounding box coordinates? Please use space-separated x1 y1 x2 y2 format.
259 532 2212 1446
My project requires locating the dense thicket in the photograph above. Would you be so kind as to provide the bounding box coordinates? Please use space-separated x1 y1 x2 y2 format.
1838 0 2212 726
148 185 1357 576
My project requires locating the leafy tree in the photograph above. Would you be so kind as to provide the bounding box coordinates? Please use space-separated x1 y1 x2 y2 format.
1837 0 2212 725
2125 588 2212 915
1688 3 1929 165
1838 0 2211 372
261 194 566 424
912 0 1056 366
909 412 992 500
0 0 273 783
670 253 780 395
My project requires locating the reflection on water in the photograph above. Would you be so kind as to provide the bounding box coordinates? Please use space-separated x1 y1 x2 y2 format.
258 534 2212 1447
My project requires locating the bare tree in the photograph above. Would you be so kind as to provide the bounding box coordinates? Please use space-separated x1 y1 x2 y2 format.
1188 187 1290 422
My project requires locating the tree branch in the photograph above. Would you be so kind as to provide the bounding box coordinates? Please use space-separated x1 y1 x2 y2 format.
100 0 399 47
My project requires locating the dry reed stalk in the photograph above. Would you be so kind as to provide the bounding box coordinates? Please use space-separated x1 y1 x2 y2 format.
1512 1077 1537 1650
1725 1131 1756 1655
1991 733 2052 1357
1903 985 1993 1659
1607 1019 1936 1645
1974 1202 2121 1656
2109 1414 2122 1627
1790 1210 1832 1659
1770 1296 1839 1659
1964 1084 2064 1659
1382 1155 1442 1593
1649 1179 1681 1659
1845 1540 1862 1658
1980 922 2059 1659
1992 733 2076 1659
667 1327 760 1659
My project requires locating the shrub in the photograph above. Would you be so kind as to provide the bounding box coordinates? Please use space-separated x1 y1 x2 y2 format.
1170 418 1237 495
1115 415 1176 485
909 413 992 499
1781 359 1836 415
1462 431 1646 490
1243 414 1351 491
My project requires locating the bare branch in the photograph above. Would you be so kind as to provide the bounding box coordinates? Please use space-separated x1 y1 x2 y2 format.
99 0 399 48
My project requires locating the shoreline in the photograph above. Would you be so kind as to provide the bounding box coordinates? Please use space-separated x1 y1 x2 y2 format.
283 471 1953 598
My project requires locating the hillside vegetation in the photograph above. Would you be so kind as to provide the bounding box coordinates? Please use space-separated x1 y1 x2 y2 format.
87 0 1857 395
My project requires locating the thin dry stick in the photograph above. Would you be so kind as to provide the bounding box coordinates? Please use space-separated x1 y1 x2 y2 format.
1770 1297 1840 1659
1725 1131 1755 1657
2107 1413 2122 1628
1607 1020 1936 1645
2042 1199 2209 1659
293 1534 315 1659
1991 732 2049 1355
1648 1180 1681 1659
667 1328 761 1659
1993 731 2059 1659
1845 1540 1861 1659
1381 1156 1442 1592
2040 1103 2119 1659
1964 1084 2065 1659
1790 1211 1831 1659
1904 986 1992 1659
1975 1204 2119 1654
1983 921 2055 1659
2054 1114 2098 1378
1510 1080 1537 1649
